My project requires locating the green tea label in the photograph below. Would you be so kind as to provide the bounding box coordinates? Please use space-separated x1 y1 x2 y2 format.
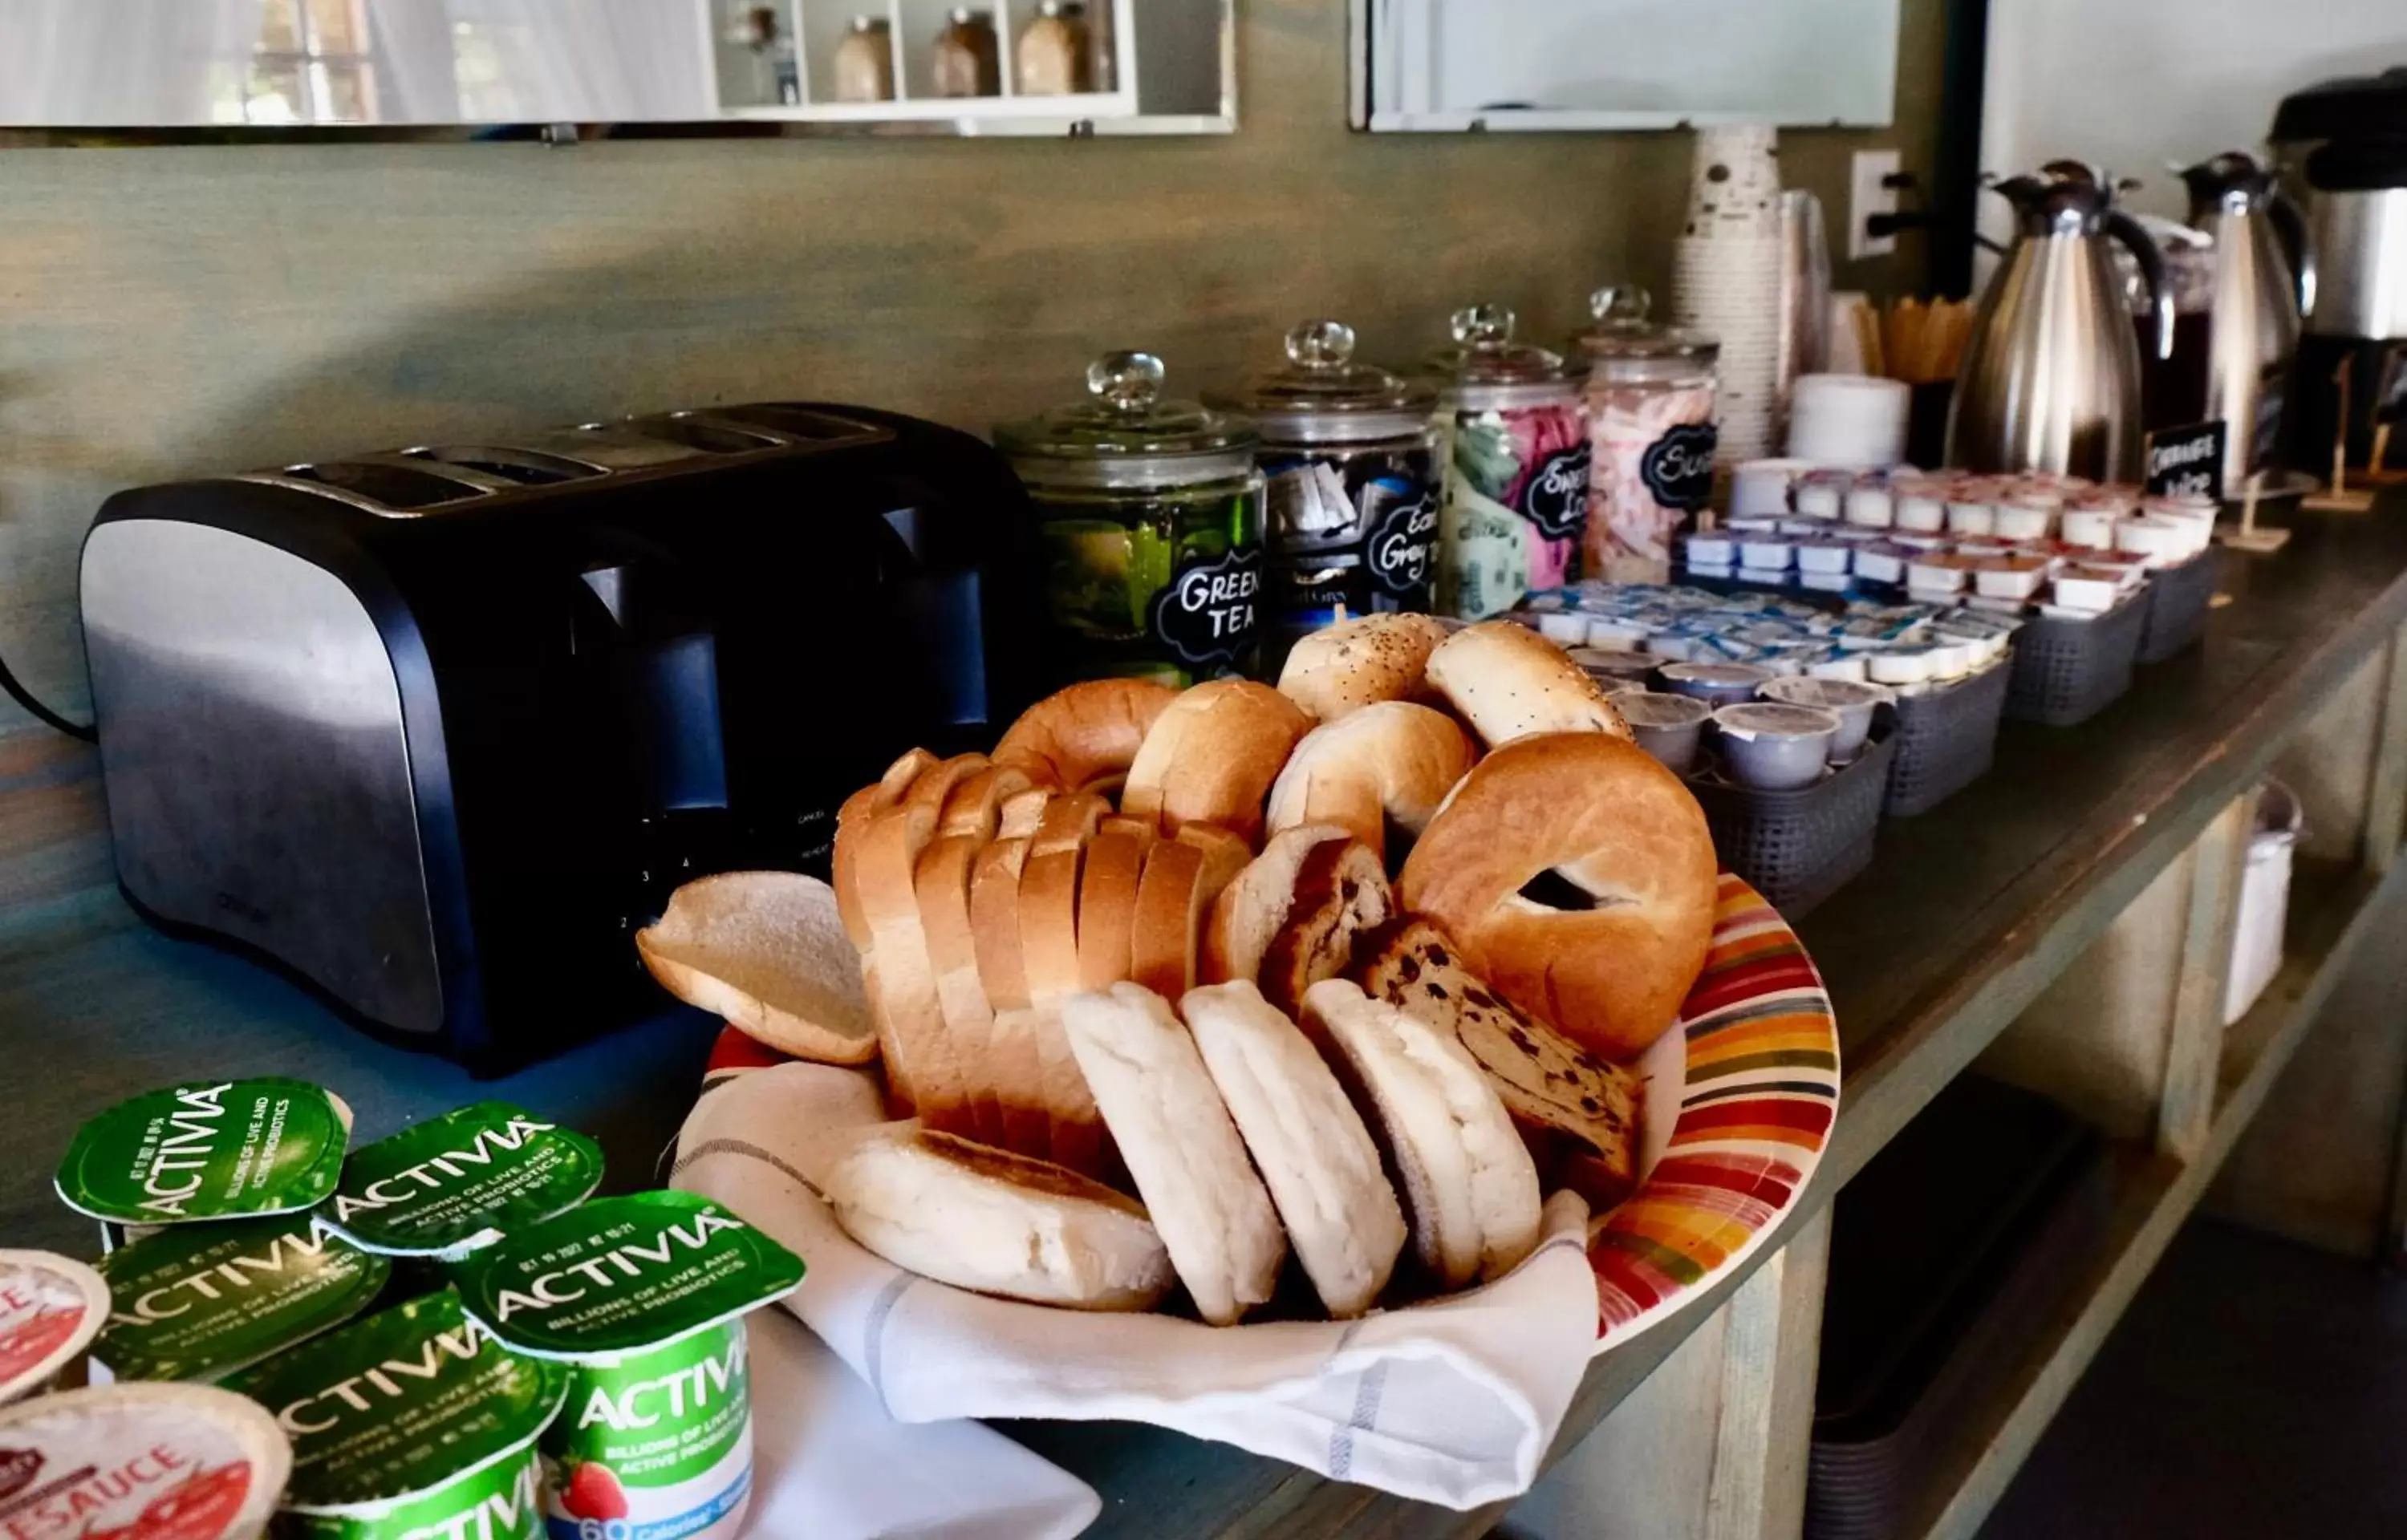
93 1216 390 1384
325 1104 604 1259
55 1080 351 1225
0 1383 291 1540
445 1194 802 1360
224 1289 566 1523
0 1250 109 1406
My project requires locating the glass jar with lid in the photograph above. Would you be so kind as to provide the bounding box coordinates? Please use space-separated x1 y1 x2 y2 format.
996 351 1266 687
1424 305 1590 619
1206 320 1439 675
932 8 1001 99
832 15 895 103
1573 285 1720 583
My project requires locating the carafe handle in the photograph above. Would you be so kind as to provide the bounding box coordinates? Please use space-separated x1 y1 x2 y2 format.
2268 189 2317 320
2105 209 2174 362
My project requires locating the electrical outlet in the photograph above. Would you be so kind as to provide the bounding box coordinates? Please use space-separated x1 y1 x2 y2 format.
1850 148 1902 261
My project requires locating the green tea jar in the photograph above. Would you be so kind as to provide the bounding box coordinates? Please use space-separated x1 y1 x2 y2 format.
997 351 1268 687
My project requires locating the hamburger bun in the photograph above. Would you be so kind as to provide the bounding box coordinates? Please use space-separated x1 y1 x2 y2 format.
636 872 875 1064
1277 613 1449 721
1263 701 1477 863
994 679 1179 793
1425 620 1631 748
1122 680 1313 845
1398 732 1715 1061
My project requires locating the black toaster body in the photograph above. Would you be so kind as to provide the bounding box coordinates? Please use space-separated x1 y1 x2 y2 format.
80 405 1037 1070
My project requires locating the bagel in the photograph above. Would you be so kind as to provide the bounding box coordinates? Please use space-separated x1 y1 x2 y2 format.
1398 732 1715 1061
993 679 1179 793
1277 613 1449 721
1122 680 1313 845
1424 620 1631 748
1263 702 1477 864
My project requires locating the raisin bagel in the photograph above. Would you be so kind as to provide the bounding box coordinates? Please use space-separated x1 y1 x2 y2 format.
1397 732 1715 1060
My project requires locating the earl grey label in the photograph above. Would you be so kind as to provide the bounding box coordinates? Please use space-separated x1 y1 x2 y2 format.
2145 419 2226 500
1640 422 1719 513
1148 545 1263 670
1365 488 1437 598
1518 446 1592 542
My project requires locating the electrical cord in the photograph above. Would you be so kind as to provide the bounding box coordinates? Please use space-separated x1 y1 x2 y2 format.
0 643 95 741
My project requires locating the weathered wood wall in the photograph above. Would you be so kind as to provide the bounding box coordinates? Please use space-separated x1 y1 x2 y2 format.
0 0 1943 728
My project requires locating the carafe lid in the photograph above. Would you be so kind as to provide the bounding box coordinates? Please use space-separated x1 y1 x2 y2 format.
2271 67 2407 151
1571 286 1719 369
1207 320 1433 444
2178 150 2275 208
996 351 1259 488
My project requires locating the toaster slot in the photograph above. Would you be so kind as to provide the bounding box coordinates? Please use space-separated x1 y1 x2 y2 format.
404 445 605 487
274 460 489 512
704 403 887 445
623 413 789 456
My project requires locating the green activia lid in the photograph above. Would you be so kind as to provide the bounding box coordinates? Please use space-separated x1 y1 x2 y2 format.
322 1102 605 1258
445 1191 802 1360
55 1079 352 1226
92 1215 391 1384
224 1288 567 1515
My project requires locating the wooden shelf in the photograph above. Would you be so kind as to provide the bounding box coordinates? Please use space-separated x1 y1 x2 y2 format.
1904 858 2401 1540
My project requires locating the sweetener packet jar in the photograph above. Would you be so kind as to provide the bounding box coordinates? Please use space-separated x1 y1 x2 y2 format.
55 1079 354 1240
1206 320 1440 678
446 1193 804 1540
1571 286 1719 585
1425 305 1591 619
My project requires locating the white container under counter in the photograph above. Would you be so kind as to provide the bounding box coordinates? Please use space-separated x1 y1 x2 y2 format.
2226 781 2302 1027
1739 537 1796 571
1795 541 1853 576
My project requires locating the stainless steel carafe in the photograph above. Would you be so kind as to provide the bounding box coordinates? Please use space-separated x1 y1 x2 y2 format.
1946 162 2174 480
2178 152 2314 487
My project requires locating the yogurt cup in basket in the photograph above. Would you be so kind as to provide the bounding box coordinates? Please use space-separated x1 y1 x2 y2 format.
0 1381 289 1540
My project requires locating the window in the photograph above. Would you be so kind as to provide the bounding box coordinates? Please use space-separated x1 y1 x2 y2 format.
219 0 381 124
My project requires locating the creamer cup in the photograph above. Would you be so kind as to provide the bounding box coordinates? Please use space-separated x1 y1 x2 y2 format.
91 1216 389 1386
224 1289 567 1540
319 1103 604 1261
0 1251 109 1405
56 1080 353 1229
0 1382 290 1539
446 1193 803 1540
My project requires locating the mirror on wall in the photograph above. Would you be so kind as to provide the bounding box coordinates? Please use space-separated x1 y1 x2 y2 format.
1350 0 1899 132
0 0 1232 140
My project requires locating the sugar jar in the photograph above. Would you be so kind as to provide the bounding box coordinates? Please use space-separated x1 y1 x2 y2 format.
1573 286 1720 583
996 351 1266 687
1206 320 1439 675
1424 306 1589 619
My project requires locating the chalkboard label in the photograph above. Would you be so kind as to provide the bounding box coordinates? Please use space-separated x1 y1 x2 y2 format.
1639 422 1719 513
1518 446 1591 542
1149 543 1263 670
2145 420 2226 500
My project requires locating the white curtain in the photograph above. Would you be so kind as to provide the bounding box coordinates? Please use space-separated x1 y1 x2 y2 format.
362 0 462 121
445 0 716 121
0 0 263 124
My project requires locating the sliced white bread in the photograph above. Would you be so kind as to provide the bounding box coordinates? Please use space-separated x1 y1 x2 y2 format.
833 746 939 949
1130 840 1209 999
1076 832 1149 993
853 802 970 1128
1060 983 1287 1325
1098 815 1159 847
825 1125 1175 1311
1019 838 1106 1176
1176 822 1256 895
915 833 1003 1146
1301 979 1542 1289
939 764 1037 841
1032 791 1112 856
968 837 1049 1157
998 787 1053 839
636 872 876 1064
901 752 992 821
1181 981 1406 1318
1354 917 1642 1206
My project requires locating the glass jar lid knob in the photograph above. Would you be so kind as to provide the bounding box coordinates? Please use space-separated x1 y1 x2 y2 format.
1590 284 1653 326
1285 320 1356 372
1451 304 1516 348
1086 351 1165 416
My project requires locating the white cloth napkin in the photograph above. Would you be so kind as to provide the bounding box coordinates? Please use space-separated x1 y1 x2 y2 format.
673 1063 1600 1512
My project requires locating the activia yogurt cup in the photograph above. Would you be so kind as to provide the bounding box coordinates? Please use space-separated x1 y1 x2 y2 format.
223 1289 567 1540
56 1080 353 1230
0 1250 110 1406
320 1104 605 1262
91 1216 392 1386
445 1193 804 1540
0 1382 290 1540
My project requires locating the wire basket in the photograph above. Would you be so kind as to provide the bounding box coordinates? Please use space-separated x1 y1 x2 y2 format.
1884 662 2011 817
2003 593 2147 727
2137 547 2223 664
1690 715 1897 917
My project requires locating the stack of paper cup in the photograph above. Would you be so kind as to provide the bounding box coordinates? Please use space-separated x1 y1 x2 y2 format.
1672 126 1786 470
1786 373 1911 468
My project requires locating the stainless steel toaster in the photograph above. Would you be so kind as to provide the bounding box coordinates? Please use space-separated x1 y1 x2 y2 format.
80 404 1037 1070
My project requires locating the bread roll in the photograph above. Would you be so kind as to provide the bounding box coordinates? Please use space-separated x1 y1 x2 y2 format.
636 873 875 1064
1182 982 1406 1318
1122 680 1313 845
1061 983 1286 1325
915 833 1002 1145
939 764 1037 841
1425 620 1631 748
1200 824 1351 989
994 679 1179 792
1277 613 1449 721
1264 701 1477 863
1076 832 1149 991
825 1125 1175 1311
1301 979 1541 1289
1398 732 1715 1061
853 803 970 1127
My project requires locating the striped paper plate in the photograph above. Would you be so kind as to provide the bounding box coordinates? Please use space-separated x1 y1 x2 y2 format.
1589 873 1841 1350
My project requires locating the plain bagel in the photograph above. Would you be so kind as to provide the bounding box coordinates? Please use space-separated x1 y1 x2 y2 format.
1121 680 1313 845
993 679 1179 793
1424 620 1631 748
1263 701 1477 863
1276 612 1449 722
1398 732 1715 1061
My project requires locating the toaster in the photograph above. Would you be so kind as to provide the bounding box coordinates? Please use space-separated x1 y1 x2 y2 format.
80 404 1038 1070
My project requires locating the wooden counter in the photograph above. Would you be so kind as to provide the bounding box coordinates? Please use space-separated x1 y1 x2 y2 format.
3 502 2405 1539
